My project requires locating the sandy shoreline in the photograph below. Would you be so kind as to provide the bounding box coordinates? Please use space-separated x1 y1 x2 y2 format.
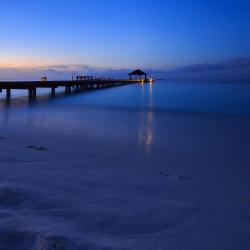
0 82 250 249
0 110 249 249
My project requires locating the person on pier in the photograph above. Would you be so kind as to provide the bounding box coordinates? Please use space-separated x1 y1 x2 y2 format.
41 76 48 82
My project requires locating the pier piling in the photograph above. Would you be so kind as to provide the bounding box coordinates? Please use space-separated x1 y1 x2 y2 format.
0 78 153 100
6 89 11 99
51 87 56 97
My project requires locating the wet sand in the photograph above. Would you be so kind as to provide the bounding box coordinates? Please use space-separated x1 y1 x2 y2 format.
0 82 249 249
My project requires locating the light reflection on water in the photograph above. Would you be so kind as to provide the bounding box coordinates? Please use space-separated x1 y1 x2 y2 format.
1 80 250 155
1 81 250 116
138 81 154 153
138 111 154 154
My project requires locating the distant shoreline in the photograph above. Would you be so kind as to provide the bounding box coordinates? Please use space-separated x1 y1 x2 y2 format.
157 78 250 83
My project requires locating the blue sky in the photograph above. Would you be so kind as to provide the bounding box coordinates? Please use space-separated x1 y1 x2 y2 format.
0 0 250 79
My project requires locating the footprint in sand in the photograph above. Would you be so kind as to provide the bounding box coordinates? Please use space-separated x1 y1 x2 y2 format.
156 172 193 182
157 172 171 178
26 145 49 151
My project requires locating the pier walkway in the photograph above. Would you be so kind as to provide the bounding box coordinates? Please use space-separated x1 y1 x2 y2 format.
0 79 150 100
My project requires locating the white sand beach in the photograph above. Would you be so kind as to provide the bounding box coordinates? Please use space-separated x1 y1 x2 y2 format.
0 82 249 249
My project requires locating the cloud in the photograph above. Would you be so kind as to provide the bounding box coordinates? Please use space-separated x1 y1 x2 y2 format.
0 57 250 81
173 57 250 73
0 64 135 81
154 57 250 80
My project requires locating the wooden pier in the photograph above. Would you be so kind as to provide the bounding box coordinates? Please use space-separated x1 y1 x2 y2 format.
0 79 151 100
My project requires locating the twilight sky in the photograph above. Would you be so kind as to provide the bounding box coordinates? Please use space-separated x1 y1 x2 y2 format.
0 0 250 79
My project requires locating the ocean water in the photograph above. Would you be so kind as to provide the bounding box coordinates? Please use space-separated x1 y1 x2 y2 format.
1 80 250 154
0 80 250 249
2 80 250 115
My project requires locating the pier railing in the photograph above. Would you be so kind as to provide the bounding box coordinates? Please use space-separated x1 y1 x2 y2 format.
0 78 151 100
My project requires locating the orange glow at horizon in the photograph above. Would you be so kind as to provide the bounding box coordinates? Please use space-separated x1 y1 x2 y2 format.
0 55 95 69
0 59 61 69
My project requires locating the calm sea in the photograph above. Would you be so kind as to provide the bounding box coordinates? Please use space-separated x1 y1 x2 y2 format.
1 80 250 115
0 80 250 155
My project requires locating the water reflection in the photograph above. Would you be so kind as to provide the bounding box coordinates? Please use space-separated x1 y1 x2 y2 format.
149 81 153 97
138 82 154 154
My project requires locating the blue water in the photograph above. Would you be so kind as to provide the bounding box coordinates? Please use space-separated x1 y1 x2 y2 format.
0 80 249 154
52 80 250 116
1 80 250 117
14 81 250 116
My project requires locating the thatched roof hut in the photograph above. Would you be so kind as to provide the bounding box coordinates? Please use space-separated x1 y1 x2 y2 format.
128 69 147 80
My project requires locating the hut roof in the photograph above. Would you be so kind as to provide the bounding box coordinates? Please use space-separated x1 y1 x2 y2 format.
128 69 147 76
